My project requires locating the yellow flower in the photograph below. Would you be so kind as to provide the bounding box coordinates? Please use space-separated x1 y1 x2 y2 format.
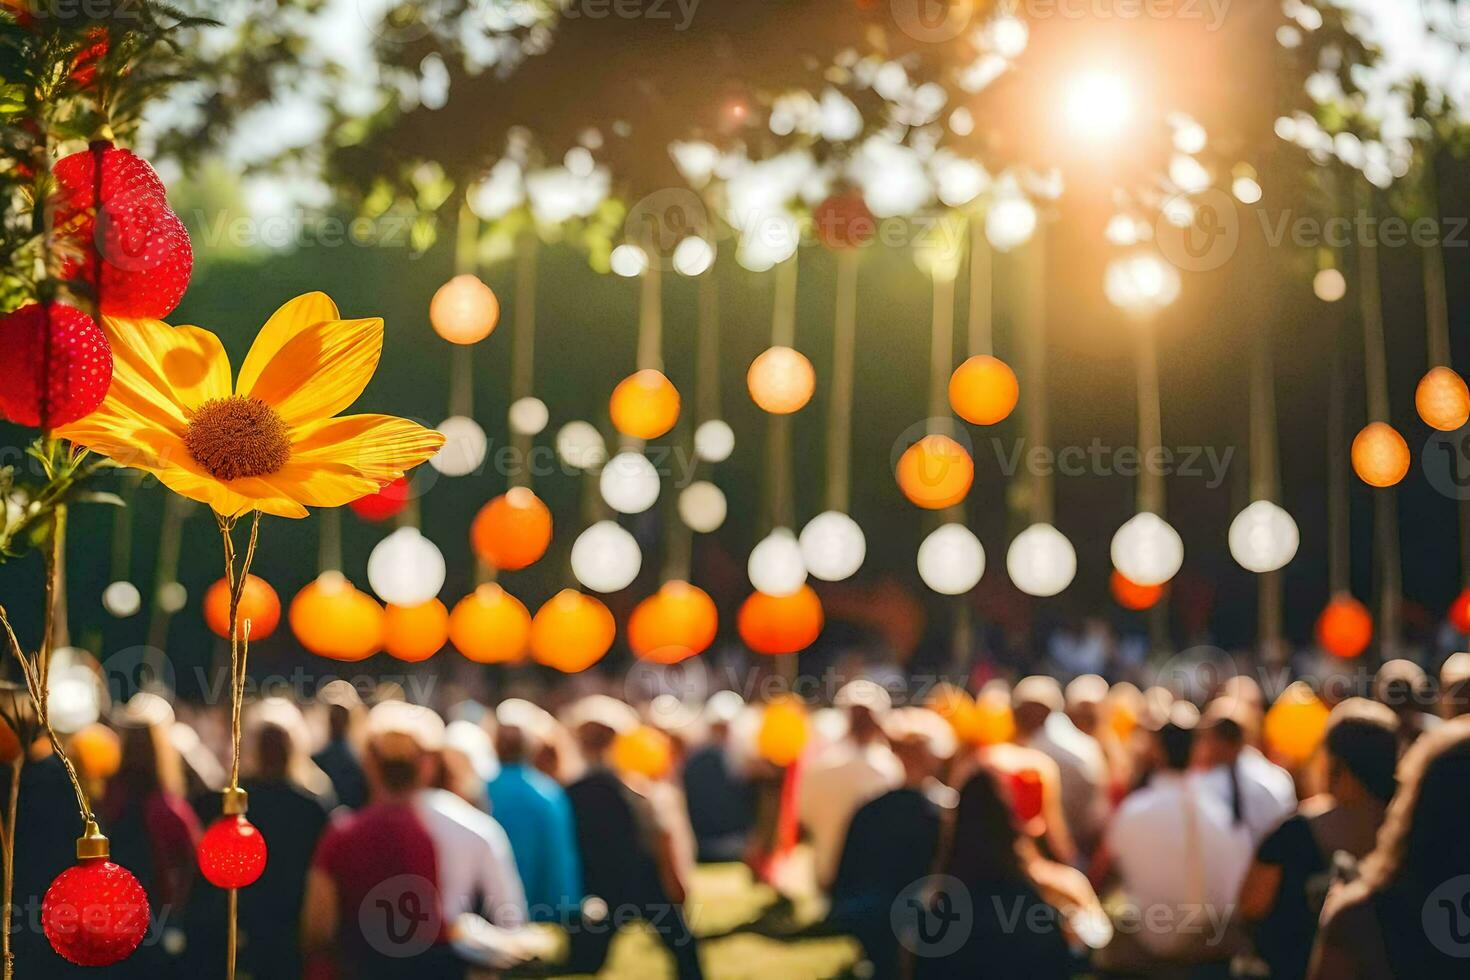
56 292 445 519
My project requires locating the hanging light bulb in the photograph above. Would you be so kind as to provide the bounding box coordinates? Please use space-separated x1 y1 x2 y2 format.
556 421 606 470
570 520 643 593
918 523 985 595
430 416 487 477
678 481 727 532
1005 523 1076 597
610 244 648 278
1228 500 1299 574
798 511 866 582
985 194 1036 252
430 275 499 344
599 451 661 514
747 346 815 414
367 527 446 606
1110 512 1183 587
748 528 807 597
508 396 549 436
102 581 141 618
694 419 735 463
673 237 715 277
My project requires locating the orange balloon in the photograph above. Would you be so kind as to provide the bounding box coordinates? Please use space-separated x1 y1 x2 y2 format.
757 697 809 766
430 274 499 344
1111 570 1166 611
1263 681 1330 764
204 574 280 641
72 723 121 779
530 589 615 673
1316 594 1372 658
610 369 681 440
290 572 384 661
1350 421 1410 488
896 434 974 509
449 585 531 664
629 581 718 664
1416 366 1470 431
610 725 673 779
471 488 553 571
949 355 1019 425
747 346 815 414
383 599 450 663
737 586 823 656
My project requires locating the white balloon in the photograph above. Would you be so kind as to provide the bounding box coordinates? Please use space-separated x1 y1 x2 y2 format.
799 511 866 582
673 237 715 277
678 481 726 532
556 421 607 470
610 243 648 277
1006 523 1077 597
600 451 661 514
1111 512 1184 587
748 528 807 597
694 419 735 463
48 656 100 734
102 580 142 618
430 416 487 476
571 521 642 593
508 397 549 436
368 526 446 606
157 581 188 613
985 194 1037 252
1228 500 1299 574
918 523 985 595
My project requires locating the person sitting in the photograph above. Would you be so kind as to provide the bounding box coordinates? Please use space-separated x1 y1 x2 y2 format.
1196 702 1297 845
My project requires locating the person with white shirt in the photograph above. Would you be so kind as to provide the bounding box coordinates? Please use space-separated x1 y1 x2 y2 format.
1014 676 1109 862
1195 705 1297 845
415 785 528 927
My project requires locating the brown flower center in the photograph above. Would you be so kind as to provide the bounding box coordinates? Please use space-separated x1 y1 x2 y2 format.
184 396 291 481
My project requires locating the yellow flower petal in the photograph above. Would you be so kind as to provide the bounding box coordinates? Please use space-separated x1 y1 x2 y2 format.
234 292 340 397
288 414 445 484
260 467 380 509
238 317 384 427
91 318 233 434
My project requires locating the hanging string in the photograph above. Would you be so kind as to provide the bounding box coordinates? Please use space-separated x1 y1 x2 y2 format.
447 197 480 421
766 255 799 531
670 268 722 582
826 250 858 513
510 230 539 489
929 272 955 424
637 254 663 372
1017 228 1051 524
1250 286 1284 647
318 507 342 574
968 216 993 357
1327 304 1349 596
1135 323 1165 516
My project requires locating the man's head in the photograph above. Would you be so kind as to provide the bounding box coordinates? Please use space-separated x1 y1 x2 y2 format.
1195 699 1248 767
1065 674 1108 734
1323 697 1400 803
1012 676 1064 736
1440 653 1470 720
834 680 891 744
320 679 365 742
883 708 956 785
563 695 639 762
365 700 445 798
1376 659 1431 719
1152 701 1200 772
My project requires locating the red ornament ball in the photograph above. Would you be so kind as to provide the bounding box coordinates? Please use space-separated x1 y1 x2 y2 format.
1449 586 1470 634
198 815 268 889
0 303 113 428
349 476 413 522
42 859 150 967
1316 595 1373 659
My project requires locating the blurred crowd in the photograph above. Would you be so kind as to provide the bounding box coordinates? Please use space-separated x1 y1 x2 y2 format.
2 648 1469 980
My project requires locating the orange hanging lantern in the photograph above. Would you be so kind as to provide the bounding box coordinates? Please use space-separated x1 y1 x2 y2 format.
471 488 553 571
1111 569 1166 611
203 573 280 641
969 691 1017 746
1415 366 1470 432
747 346 815 414
1449 586 1470 634
610 725 673 779
1263 681 1330 765
449 585 531 664
383 599 450 663
430 274 499 344
896 434 974 509
1315 594 1373 658
610 369 681 440
926 683 978 742
628 581 718 664
289 572 385 661
1350 421 1410 488
949 355 1020 426
530 589 616 673
72 723 121 779
756 697 809 766
737 585 823 655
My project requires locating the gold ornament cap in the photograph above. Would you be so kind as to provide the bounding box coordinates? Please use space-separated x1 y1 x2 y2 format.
222 786 249 816
76 819 109 861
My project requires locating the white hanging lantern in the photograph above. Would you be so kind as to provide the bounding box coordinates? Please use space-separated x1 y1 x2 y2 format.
157 581 188 613
1228 500 1299 574
678 481 727 533
985 194 1036 252
610 243 649 277
748 528 807 597
799 511 866 582
556 421 606 470
571 521 642 593
1111 512 1183 587
1005 523 1076 597
673 237 715 277
918 523 985 595
599 451 661 514
430 416 487 477
508 397 549 436
48 651 101 734
368 526 446 606
102 581 142 618
694 419 735 463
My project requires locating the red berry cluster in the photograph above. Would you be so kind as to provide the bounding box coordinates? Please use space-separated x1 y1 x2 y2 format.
42 859 151 967
0 302 112 427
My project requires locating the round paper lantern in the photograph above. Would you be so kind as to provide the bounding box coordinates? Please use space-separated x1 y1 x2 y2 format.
157 582 187 614
367 527 445 606
571 520 642 593
43 859 148 966
431 416 487 477
72 723 121 779
949 355 1019 425
969 691 1018 746
738 586 824 655
610 369 681 440
897 434 974 509
556 421 607 470
101 581 141 618
985 195 1037 252
610 244 648 278
748 528 807 597
673 237 715 277
471 488 553 571
600 451 661 514
290 572 385 661
611 725 673 779
1415 366 1470 431
508 396 549 436
349 476 412 522
918 523 985 595
197 815 268 889
1111 570 1165 611
1263 682 1330 764
430 274 499 344
678 481 727 532
694 419 735 463
747 346 815 414
1312 268 1346 303
756 697 809 766
1006 523 1076 597
927 685 978 743
1449 586 1470 634
383 599 450 663
1111 512 1183 587
449 585 531 664
1350 422 1409 488
798 511 866 582
1315 594 1372 659
629 581 718 664
1228 500 1299 574
530 590 615 673
203 573 281 641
